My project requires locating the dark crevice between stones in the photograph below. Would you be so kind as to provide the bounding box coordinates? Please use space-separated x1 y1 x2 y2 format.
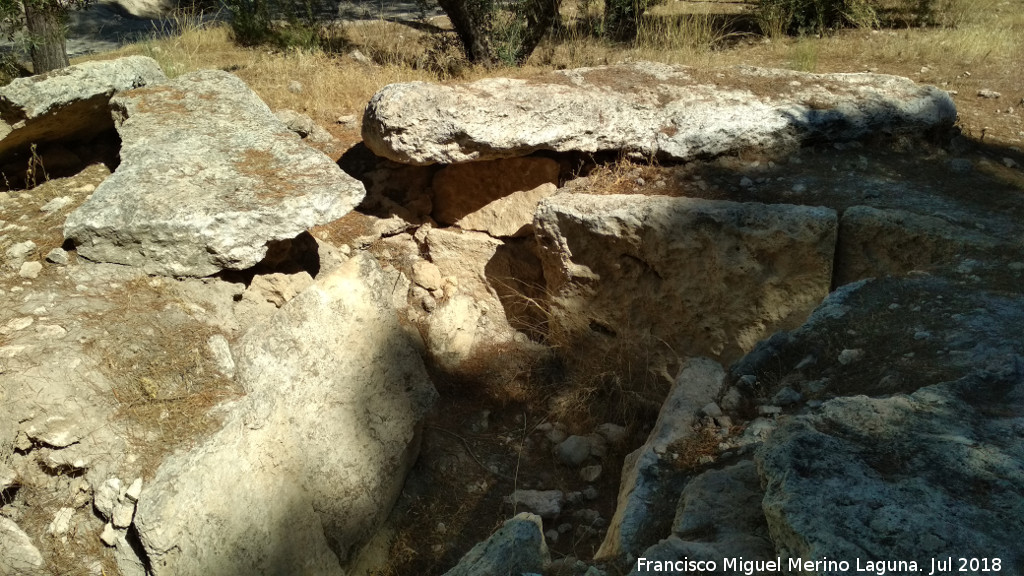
124 523 154 573
0 485 19 507
215 231 321 287
0 129 121 191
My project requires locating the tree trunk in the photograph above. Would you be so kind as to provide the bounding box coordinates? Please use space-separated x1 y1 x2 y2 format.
24 3 70 74
437 0 497 66
514 0 560 64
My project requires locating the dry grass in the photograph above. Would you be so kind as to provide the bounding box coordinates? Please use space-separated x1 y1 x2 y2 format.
70 0 1022 147
82 276 242 478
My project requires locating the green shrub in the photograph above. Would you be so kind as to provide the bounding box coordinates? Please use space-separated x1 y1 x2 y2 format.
222 0 328 50
604 0 656 39
756 0 877 35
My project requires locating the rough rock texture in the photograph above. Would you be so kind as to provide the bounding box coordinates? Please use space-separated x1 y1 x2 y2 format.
275 109 333 143
728 275 1024 570
835 205 1002 285
363 62 956 165
442 513 550 576
103 0 179 18
0 517 44 576
431 157 560 236
133 254 437 576
597 358 727 561
0 56 165 158
759 364 1024 568
629 460 775 575
422 228 545 371
64 70 364 277
534 194 836 367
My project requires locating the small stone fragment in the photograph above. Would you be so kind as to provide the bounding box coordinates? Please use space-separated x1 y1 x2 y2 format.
579 465 603 483
207 334 235 378
838 348 865 365
505 489 564 519
46 247 69 265
977 89 1001 99
412 261 444 291
555 435 592 467
19 261 42 279
94 478 121 520
48 507 75 535
125 478 143 503
112 501 135 528
40 196 72 213
100 523 118 547
702 402 723 417
595 423 627 445
772 387 802 406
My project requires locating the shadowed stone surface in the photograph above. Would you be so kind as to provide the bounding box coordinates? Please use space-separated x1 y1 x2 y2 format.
133 254 437 576
534 193 837 367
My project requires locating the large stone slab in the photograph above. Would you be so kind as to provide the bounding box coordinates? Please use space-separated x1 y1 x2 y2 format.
133 254 437 575
534 193 837 367
363 62 956 165
597 358 727 561
628 460 775 576
0 518 44 576
758 362 1024 569
728 274 1024 571
0 56 165 159
442 513 549 576
431 157 560 237
835 205 1002 285
64 70 365 277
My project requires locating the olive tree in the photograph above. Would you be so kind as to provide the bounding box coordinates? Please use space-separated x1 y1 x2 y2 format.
437 0 560 66
0 0 91 74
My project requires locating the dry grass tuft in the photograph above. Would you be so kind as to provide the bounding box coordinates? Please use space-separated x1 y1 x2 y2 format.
83 276 241 478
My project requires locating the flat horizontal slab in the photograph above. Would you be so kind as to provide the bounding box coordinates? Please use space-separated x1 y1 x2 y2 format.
64 70 365 277
363 62 956 165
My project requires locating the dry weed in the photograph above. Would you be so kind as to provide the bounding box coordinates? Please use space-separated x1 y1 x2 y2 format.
82 277 241 478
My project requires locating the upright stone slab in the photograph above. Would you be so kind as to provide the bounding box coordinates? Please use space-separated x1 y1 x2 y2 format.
363 62 956 165
534 193 837 367
0 56 166 159
133 254 438 576
64 70 365 277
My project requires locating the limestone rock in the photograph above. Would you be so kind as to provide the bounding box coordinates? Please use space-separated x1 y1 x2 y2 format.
431 157 559 237
421 228 545 372
425 293 487 373
242 271 314 308
758 363 1024 568
726 274 1024 569
534 193 836 367
0 517 43 575
275 109 333 143
94 478 121 521
629 460 774 575
102 0 179 18
18 261 42 279
363 62 956 165
23 412 90 448
64 70 365 277
442 513 550 576
0 462 15 491
0 56 166 159
505 490 564 519
133 254 437 576
835 205 1002 285
555 435 594 467
597 358 727 561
